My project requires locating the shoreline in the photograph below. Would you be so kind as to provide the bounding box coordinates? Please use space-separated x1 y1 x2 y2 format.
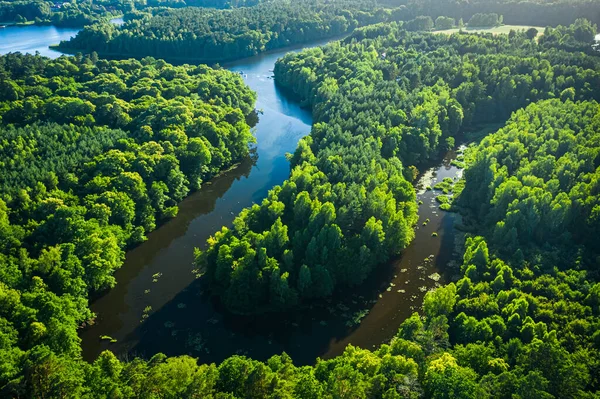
51 34 348 65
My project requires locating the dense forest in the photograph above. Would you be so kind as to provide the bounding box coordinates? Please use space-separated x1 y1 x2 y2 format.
141 0 262 8
57 0 398 62
55 0 600 62
0 0 127 27
381 0 600 27
0 0 269 27
0 53 258 396
2 24 599 393
1 0 599 396
4 0 599 32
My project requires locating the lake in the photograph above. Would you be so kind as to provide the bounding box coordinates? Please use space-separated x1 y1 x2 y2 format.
0 17 122 57
0 24 80 57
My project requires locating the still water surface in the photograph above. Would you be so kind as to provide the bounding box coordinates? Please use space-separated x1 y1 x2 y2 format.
0 24 79 57
2 27 461 365
0 18 122 57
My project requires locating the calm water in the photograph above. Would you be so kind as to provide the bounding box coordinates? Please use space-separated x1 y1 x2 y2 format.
3 26 462 365
0 18 122 57
79 45 321 361
0 24 80 57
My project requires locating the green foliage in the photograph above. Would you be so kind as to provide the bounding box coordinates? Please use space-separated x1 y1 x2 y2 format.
458 99 600 261
380 0 600 27
404 15 434 32
0 0 127 28
538 18 599 52
468 13 502 28
59 0 400 62
0 123 127 195
525 27 538 40
195 19 600 317
435 16 455 30
434 178 454 194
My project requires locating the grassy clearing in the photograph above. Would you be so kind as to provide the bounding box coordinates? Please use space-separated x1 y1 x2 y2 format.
434 25 545 38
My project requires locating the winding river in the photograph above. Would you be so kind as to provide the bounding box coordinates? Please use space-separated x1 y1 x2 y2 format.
1 26 461 365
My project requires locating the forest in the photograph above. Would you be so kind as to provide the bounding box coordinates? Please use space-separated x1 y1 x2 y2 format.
0 0 599 396
142 0 262 8
2 21 599 395
381 0 600 27
57 0 398 62
0 0 264 27
193 18 599 313
4 0 600 29
55 0 600 62
189 19 599 396
0 0 127 27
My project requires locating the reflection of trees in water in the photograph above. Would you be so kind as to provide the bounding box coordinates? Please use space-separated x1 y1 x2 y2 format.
127 274 358 366
127 154 256 259
126 149 463 366
246 109 260 128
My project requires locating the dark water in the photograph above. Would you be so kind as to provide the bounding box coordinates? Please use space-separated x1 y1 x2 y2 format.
2 25 463 365
320 150 463 359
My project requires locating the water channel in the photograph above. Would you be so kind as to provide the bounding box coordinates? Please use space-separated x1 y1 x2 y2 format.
1 26 462 365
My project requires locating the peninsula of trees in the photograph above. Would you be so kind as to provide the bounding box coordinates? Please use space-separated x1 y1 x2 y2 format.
57 0 397 62
194 18 599 314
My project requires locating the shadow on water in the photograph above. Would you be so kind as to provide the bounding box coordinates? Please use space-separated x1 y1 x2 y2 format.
320 149 463 360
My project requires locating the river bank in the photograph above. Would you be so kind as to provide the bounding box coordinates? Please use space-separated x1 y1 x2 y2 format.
0 17 122 58
78 40 320 361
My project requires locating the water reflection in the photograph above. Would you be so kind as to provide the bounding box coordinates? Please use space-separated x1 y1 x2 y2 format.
81 154 256 359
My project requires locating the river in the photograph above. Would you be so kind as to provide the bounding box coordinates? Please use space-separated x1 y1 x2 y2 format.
1 25 462 365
